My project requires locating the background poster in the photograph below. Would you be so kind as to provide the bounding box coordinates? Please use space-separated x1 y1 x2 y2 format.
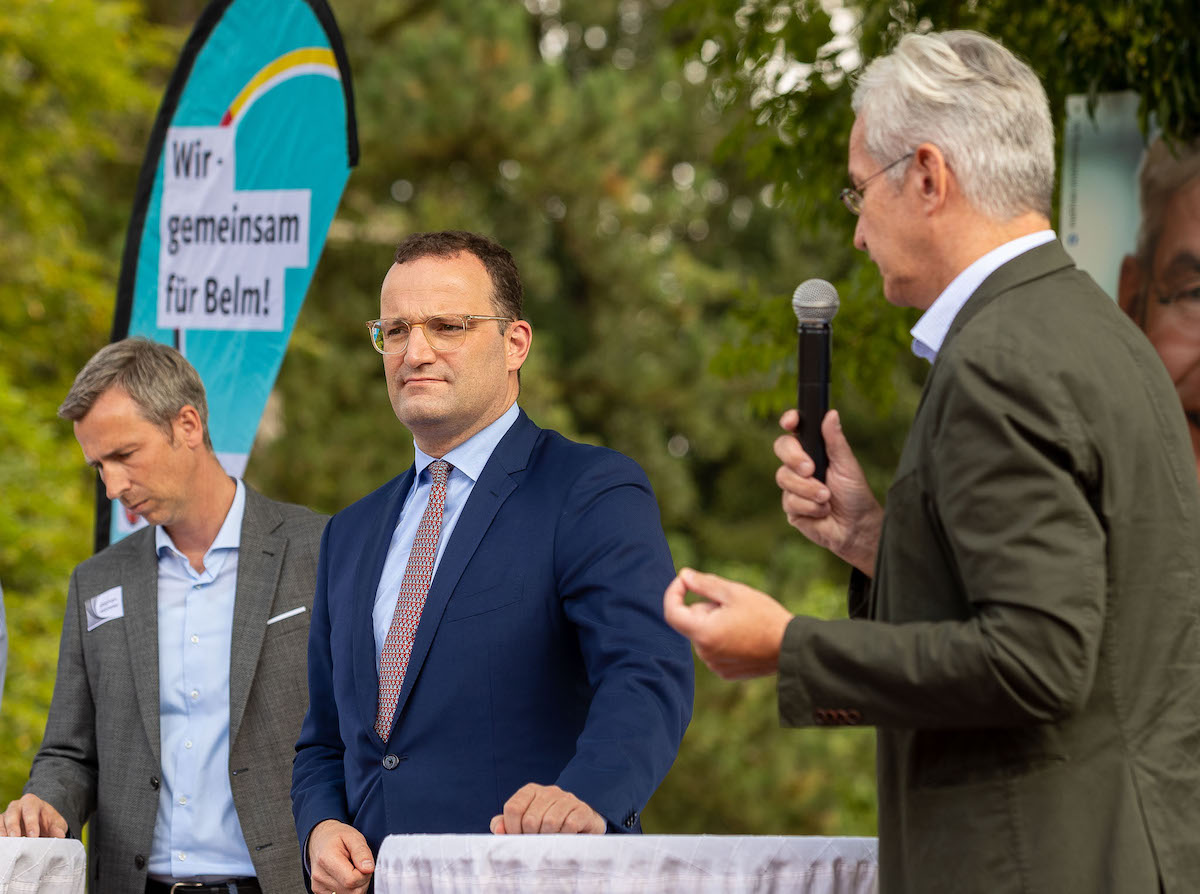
1059 91 1146 299
102 0 357 548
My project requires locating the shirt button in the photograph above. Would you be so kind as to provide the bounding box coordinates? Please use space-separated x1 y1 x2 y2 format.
184 740 193 749
178 852 187 861
190 689 199 700
179 796 188 805
190 634 199 644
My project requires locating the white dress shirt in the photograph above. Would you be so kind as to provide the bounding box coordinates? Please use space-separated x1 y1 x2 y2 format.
910 230 1057 363
149 479 255 880
373 401 521 666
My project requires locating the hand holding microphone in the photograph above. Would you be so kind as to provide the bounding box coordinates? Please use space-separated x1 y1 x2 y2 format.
776 280 884 575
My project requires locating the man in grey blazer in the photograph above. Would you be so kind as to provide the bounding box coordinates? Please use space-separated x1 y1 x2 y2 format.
666 31 1200 894
0 338 326 894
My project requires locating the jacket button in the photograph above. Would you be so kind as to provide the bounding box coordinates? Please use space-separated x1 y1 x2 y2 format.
150 776 160 790
134 855 146 869
382 753 400 770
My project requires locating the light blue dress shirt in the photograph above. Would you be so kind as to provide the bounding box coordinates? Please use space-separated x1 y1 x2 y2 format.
910 230 1057 363
149 479 256 880
373 401 520 667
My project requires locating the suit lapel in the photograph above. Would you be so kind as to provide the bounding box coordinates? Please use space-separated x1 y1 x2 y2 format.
122 529 163 764
939 240 1075 358
228 487 285 746
383 411 537 738
914 240 1076 422
355 470 415 740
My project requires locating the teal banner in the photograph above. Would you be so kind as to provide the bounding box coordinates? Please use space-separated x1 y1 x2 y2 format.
102 0 357 548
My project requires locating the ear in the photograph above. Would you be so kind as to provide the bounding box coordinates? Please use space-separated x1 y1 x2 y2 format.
912 142 950 213
505 320 533 373
173 404 206 449
1117 254 1145 323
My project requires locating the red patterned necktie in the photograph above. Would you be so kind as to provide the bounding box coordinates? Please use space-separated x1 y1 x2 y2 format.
375 459 451 740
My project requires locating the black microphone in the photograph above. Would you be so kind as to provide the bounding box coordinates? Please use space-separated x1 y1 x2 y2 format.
792 279 840 482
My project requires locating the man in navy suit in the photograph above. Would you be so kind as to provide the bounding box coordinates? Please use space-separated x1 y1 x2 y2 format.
291 230 694 893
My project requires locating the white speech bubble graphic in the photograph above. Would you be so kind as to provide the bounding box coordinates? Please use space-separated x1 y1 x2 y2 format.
157 125 309 332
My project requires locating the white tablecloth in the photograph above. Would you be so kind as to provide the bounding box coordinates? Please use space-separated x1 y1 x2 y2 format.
0 839 85 894
376 834 878 893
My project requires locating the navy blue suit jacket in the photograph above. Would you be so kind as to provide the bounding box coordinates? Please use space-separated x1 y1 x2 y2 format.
292 410 693 853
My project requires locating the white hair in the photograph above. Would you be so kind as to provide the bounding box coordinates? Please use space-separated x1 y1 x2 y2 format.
851 30 1055 220
1135 137 1200 266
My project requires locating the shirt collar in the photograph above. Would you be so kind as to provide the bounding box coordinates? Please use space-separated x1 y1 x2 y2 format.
412 401 520 484
155 478 246 559
910 230 1056 363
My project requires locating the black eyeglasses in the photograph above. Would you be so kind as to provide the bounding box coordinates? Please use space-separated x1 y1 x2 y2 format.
839 152 915 215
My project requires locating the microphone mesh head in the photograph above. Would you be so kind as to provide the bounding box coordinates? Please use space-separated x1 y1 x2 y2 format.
792 279 840 324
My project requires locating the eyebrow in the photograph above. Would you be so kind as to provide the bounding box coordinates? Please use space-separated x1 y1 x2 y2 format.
1160 250 1200 282
85 442 138 469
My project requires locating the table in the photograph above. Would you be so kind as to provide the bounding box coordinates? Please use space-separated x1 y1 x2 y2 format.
0 838 85 894
376 834 878 893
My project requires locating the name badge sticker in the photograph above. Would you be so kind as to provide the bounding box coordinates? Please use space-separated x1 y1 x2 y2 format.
86 587 125 632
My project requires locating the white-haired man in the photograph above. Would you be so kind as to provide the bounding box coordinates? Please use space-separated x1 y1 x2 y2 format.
1119 137 1200 480
666 30 1200 894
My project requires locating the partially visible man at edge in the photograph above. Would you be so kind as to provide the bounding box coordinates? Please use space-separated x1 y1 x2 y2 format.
1118 137 1200 480
1 338 326 894
292 230 694 894
665 30 1200 894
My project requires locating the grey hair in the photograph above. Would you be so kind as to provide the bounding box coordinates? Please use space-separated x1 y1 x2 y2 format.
851 30 1055 220
59 337 212 450
1134 137 1200 266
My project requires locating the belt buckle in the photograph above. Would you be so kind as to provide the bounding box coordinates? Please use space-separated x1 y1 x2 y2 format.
168 884 206 894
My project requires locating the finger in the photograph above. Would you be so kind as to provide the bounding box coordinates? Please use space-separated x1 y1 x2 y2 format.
663 573 702 635
489 814 506 834
775 464 830 504
502 784 537 836
773 433 813 475
675 569 736 606
519 787 551 834
779 408 800 432
538 794 572 833
22 802 41 839
345 833 375 877
821 410 860 476
562 803 605 834
781 489 833 522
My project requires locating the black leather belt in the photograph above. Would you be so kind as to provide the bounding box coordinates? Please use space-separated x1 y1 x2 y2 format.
145 878 261 894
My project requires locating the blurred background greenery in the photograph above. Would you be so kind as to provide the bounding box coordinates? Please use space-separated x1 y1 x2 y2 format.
1 0 1192 837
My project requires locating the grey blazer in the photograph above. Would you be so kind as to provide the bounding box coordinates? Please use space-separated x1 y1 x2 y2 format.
779 242 1200 893
26 485 326 893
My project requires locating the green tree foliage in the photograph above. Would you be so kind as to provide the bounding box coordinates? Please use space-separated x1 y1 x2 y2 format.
2 0 1192 840
0 0 175 800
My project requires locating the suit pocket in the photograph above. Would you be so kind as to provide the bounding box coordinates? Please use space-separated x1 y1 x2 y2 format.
443 579 522 622
911 725 1068 788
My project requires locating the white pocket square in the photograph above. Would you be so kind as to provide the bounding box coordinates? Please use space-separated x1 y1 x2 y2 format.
267 606 307 625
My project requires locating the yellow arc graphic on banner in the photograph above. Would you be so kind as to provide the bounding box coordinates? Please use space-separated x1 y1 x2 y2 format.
221 47 338 126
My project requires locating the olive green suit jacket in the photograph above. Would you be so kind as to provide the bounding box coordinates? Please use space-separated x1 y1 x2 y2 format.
779 241 1200 894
